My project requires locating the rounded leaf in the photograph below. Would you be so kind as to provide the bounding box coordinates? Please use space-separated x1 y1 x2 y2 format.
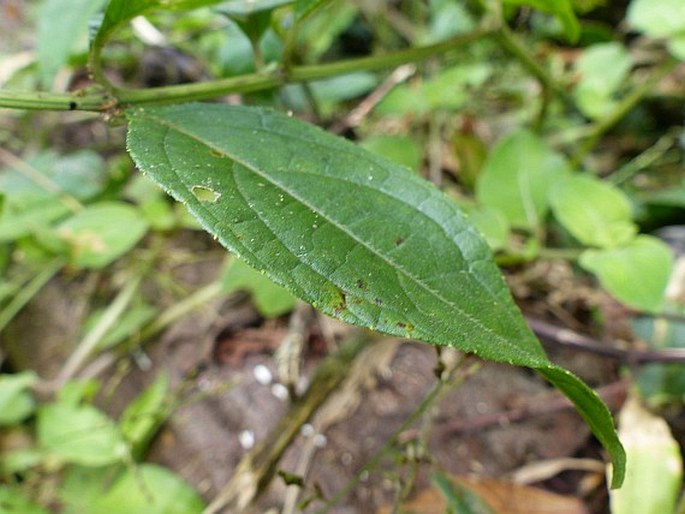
550 174 637 248
579 235 674 312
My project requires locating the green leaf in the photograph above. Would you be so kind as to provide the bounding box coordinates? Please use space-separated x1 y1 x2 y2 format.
377 63 491 115
503 0 580 42
94 0 224 49
294 0 333 21
55 202 149 269
573 42 632 119
88 464 205 514
222 256 297 317
125 103 625 486
462 205 510 252
610 394 682 514
627 0 685 60
0 487 49 514
37 402 127 466
119 372 171 459
579 235 674 312
550 174 637 248
0 372 37 426
361 135 423 172
37 0 108 83
475 129 570 231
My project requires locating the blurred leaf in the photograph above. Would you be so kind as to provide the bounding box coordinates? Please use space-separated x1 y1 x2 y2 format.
476 129 570 231
0 487 49 514
37 403 127 466
295 0 333 20
377 63 491 115
503 0 580 42
423 0 476 43
610 393 682 514
0 150 107 202
580 235 674 312
431 472 496 514
222 256 297 317
361 134 422 171
550 174 637 248
0 372 37 426
574 42 632 119
452 130 488 190
0 203 71 242
1 448 44 475
628 0 685 60
55 202 148 269
126 103 626 485
93 0 225 49
57 379 101 406
119 372 171 459
463 205 510 251
87 303 157 350
217 0 292 42
88 464 204 514
37 0 108 83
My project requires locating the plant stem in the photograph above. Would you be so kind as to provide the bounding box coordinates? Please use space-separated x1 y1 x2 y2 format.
55 272 144 386
0 29 491 112
494 24 572 106
0 258 64 334
0 89 112 112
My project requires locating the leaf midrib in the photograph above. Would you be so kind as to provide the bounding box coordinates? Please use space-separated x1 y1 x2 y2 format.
139 110 546 365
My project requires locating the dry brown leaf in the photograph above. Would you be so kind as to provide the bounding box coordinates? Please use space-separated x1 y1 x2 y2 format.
380 475 588 514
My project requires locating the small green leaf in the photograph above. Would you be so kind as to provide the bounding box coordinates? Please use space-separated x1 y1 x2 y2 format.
89 464 205 514
476 129 570 231
125 103 625 486
462 205 510 251
579 235 674 312
361 135 423 172
37 403 127 466
0 372 37 426
378 64 491 115
222 256 297 317
56 202 148 269
295 0 333 21
550 174 637 248
610 394 682 514
573 42 632 120
37 0 108 83
119 372 171 459
93 0 224 49
503 0 580 42
628 0 685 61
0 487 49 514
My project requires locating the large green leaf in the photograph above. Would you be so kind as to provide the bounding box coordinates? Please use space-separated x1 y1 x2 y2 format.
125 103 625 486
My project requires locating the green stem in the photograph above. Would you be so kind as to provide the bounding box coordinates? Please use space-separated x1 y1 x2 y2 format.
1 29 491 111
494 24 571 105
0 89 112 112
0 258 65 333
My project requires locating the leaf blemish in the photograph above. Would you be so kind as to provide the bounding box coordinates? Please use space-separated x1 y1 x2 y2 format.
395 236 405 246
191 185 221 203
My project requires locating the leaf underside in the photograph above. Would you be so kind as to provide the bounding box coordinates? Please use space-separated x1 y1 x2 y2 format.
125 103 625 487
